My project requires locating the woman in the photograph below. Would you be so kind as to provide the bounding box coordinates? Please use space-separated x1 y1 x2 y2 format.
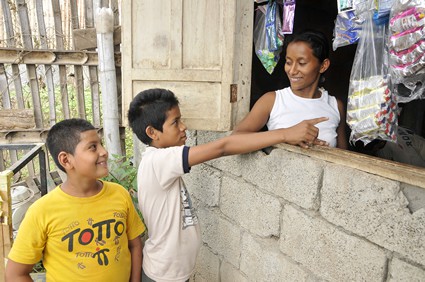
234 30 348 149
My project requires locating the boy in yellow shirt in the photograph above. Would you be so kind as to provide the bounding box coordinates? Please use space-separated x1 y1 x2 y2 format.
6 118 145 281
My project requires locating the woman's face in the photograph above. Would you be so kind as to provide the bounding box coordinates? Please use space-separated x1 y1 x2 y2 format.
284 41 329 95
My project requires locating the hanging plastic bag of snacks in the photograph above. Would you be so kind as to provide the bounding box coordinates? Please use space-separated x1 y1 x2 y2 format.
347 8 398 145
388 0 425 103
332 0 368 50
253 1 284 74
332 10 363 50
281 0 296 34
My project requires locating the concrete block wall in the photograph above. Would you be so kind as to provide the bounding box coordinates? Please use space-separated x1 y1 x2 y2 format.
183 131 425 282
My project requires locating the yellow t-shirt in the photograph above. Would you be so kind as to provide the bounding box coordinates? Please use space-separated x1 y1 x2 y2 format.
8 181 145 281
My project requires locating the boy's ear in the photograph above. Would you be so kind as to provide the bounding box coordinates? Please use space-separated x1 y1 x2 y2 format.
58 151 73 170
146 125 158 141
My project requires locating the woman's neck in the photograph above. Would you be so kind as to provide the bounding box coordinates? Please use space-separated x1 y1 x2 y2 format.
292 87 322 99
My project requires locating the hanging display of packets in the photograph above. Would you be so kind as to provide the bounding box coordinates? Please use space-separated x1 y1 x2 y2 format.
347 7 398 145
388 0 425 103
332 0 368 50
253 1 284 74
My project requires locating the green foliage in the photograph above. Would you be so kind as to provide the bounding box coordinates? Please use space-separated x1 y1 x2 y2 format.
32 260 46 273
12 79 95 125
39 83 94 124
102 154 144 224
124 128 135 160
104 154 137 192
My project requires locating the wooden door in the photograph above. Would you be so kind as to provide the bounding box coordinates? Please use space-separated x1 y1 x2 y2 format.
122 0 253 131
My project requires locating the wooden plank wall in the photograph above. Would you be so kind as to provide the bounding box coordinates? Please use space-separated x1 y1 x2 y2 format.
0 170 13 282
0 0 121 130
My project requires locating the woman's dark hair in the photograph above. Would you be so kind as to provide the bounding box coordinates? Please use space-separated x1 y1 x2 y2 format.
285 29 330 63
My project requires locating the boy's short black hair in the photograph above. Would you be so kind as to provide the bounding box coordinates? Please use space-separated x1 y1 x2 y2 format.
46 118 96 172
128 88 179 145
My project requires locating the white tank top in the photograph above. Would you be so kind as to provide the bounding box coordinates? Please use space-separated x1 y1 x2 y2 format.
266 87 341 147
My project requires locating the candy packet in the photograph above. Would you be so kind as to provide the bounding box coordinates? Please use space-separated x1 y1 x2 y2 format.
281 0 295 34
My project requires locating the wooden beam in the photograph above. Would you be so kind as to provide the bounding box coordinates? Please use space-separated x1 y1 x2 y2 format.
0 127 126 145
276 143 425 190
0 129 49 145
0 48 121 67
73 26 121 50
0 170 13 276
0 109 34 130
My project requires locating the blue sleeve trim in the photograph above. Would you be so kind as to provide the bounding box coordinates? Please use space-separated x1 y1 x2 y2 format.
183 146 191 173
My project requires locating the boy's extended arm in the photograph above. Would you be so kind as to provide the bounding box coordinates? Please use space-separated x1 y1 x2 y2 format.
189 117 328 166
128 236 143 282
5 259 34 282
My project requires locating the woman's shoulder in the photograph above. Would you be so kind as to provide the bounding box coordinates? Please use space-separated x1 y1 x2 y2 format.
320 88 336 102
261 87 293 103
320 89 344 113
255 90 277 108
274 87 292 96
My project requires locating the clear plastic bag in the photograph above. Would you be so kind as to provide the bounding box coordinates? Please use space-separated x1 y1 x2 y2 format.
388 0 425 103
347 8 399 145
254 1 284 74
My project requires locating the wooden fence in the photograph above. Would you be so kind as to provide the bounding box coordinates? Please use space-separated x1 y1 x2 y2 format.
0 0 123 165
0 0 121 127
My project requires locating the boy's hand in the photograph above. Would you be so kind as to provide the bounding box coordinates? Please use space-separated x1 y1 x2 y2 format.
284 117 329 149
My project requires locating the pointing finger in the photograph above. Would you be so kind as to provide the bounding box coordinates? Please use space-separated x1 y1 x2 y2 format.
307 117 329 125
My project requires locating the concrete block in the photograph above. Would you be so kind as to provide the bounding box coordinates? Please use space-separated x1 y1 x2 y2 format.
193 245 220 282
220 261 248 282
186 130 198 147
240 232 310 281
241 149 324 210
388 257 425 281
183 164 221 207
280 205 387 281
401 182 425 213
197 207 241 266
207 153 249 177
192 131 260 177
220 176 281 237
196 130 229 144
321 165 425 265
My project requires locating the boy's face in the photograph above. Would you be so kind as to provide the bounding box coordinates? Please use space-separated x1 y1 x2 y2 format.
154 106 187 148
67 129 109 179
